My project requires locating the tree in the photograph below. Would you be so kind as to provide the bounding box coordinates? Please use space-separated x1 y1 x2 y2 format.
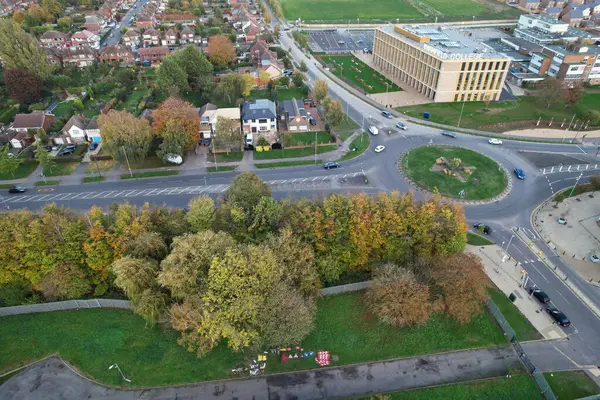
41 0 64 18
0 146 23 178
156 120 189 159
73 98 84 112
258 70 271 87
124 232 168 261
248 196 282 240
57 16 71 28
0 20 52 79
207 35 236 66
152 97 200 149
274 23 280 37
157 55 189 93
4 68 42 104
35 146 56 174
291 71 304 87
187 196 215 232
365 263 432 327
120 26 128 34
216 73 253 104
563 84 583 107
292 31 308 49
225 172 272 213
326 99 344 127
175 45 214 91
12 11 25 24
97 110 153 163
112 256 159 297
537 77 563 109
313 80 328 103
241 74 256 97
299 60 308 72
130 287 167 325
40 264 91 301
213 116 241 149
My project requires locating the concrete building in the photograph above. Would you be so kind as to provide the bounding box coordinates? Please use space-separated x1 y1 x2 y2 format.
373 25 510 102
528 44 600 84
514 14 599 44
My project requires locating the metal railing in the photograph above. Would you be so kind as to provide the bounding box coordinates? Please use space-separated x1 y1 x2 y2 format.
0 299 131 317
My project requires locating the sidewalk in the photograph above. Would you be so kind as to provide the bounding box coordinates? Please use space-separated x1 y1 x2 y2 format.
467 244 566 340
0 347 521 400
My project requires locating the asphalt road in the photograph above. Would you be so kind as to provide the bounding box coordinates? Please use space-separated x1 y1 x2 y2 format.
102 0 150 48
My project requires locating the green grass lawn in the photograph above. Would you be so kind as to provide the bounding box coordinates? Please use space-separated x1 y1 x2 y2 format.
207 166 237 172
34 180 60 186
467 232 494 246
397 94 600 132
44 162 79 177
121 170 180 179
182 91 205 107
282 131 332 146
245 88 273 101
0 183 20 188
334 115 360 132
83 176 106 183
255 159 322 168
359 375 541 400
403 146 506 200
544 370 600 400
52 101 74 118
85 160 115 174
213 151 244 163
116 88 150 114
254 144 337 160
487 287 542 342
0 161 38 180
320 55 400 94
276 87 307 101
337 132 369 162
126 157 172 170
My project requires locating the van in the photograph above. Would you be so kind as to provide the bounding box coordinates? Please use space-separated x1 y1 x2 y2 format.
245 133 253 146
368 126 379 135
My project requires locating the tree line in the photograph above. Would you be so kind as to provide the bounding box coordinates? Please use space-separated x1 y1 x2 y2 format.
0 173 480 356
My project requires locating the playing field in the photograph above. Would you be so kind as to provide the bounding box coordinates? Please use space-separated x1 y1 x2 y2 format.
320 55 400 94
280 0 520 22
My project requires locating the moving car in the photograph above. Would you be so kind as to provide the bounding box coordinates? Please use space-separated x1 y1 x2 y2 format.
396 122 407 130
546 306 570 327
529 288 550 304
381 111 393 119
514 168 526 180
323 162 340 170
473 223 492 235
488 138 503 145
557 217 567 225
368 126 379 135
441 130 456 138
8 186 26 194
374 145 385 153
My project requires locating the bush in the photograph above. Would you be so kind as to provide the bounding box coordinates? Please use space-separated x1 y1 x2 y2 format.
0 106 18 124
28 102 47 112
90 154 114 161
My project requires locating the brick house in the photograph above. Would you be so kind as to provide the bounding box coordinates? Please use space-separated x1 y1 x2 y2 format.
139 46 170 64
62 47 98 68
11 111 53 133
142 28 161 46
71 29 101 49
100 44 135 65
122 29 140 49
278 98 308 131
39 30 70 48
162 28 179 46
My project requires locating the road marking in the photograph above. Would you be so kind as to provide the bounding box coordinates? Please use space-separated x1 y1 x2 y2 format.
312 177 318 181
35 194 53 201
102 191 116 198
69 193 84 200
280 180 287 184
576 145 586 154
219 186 228 193
556 290 571 304
529 262 549 282
551 167 554 173
213 184 223 192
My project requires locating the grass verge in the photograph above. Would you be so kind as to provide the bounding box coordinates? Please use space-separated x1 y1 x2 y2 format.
121 171 179 180
84 160 115 174
255 160 322 169
553 178 599 202
34 180 60 186
487 287 542 341
337 132 369 162
254 145 337 160
44 162 79 177
0 183 20 189
334 115 360 132
83 176 106 183
544 370 600 400
0 161 39 180
320 55 400 94
126 157 173 170
467 232 494 246
282 131 332 146
207 166 237 172
213 151 244 163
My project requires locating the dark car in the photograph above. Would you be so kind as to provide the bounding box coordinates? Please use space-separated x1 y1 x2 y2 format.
381 111 393 119
323 162 340 170
64 144 76 150
547 306 570 327
202 138 211 146
8 186 26 194
530 288 550 304
514 168 525 180
473 223 492 235
309 116 317 126
441 130 456 138
60 149 74 156
43 145 53 151
89 142 99 151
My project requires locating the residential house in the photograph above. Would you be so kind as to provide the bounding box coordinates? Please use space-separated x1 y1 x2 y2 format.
519 0 540 12
278 98 308 132
122 29 140 49
241 99 277 140
198 106 241 139
244 22 261 42
135 18 155 29
162 28 179 46
198 103 217 139
142 29 161 46
157 14 196 25
39 30 70 48
180 26 195 44
539 0 565 7
71 29 101 49
0 0 29 15
59 115 90 143
83 15 105 34
544 6 562 17
11 111 53 133
139 46 170 64
43 47 63 67
9 131 34 149
86 117 100 142
258 55 283 79
100 44 135 65
62 46 98 68
250 41 276 65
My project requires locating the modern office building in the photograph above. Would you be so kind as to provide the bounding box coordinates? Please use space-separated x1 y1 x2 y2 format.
373 25 510 102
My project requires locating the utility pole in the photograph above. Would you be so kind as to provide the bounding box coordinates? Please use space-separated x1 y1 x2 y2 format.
568 173 583 198
314 130 317 162
121 146 133 178
94 158 102 178
457 99 466 128
212 135 218 172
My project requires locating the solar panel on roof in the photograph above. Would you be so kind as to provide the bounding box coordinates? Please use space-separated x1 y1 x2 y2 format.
440 41 461 48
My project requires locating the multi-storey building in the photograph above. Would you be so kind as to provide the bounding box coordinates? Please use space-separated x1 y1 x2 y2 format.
39 30 70 48
373 25 510 102
528 45 600 84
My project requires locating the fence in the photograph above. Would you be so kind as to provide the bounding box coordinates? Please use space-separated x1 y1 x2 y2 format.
0 299 131 317
485 299 557 400
320 281 372 296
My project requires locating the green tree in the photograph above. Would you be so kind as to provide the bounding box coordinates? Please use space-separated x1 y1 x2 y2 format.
291 71 304 87
299 60 308 72
41 0 64 18
225 172 272 214
97 110 153 163
130 287 167 325
213 115 241 149
57 16 71 28
156 120 189 159
112 256 159 297
313 80 328 103
0 20 52 79
124 232 168 261
0 146 23 178
274 23 280 37
187 196 215 232
248 196 282 240
157 55 189 93
73 98 84 112
40 263 91 301
174 45 214 92
326 99 344 127
35 146 56 174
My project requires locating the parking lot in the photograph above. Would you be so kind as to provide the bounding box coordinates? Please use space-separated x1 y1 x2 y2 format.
308 30 374 53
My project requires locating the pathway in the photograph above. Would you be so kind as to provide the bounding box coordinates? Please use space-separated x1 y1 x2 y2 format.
0 347 521 400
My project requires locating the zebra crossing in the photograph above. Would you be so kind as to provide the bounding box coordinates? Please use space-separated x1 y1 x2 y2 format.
541 163 600 175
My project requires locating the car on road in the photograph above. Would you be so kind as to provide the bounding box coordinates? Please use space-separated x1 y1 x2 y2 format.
89 143 98 151
590 255 600 263
473 223 492 235
441 130 456 138
514 168 526 180
529 288 550 303
557 217 567 225
381 111 393 119
488 138 503 145
546 306 570 327
374 145 385 153
368 126 379 135
323 161 340 170
110 33 114 37
8 186 26 194
396 122 407 130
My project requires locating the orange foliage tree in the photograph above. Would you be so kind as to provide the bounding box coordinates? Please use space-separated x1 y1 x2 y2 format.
151 97 201 149
206 35 236 66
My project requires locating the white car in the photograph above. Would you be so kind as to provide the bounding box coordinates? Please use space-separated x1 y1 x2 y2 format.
374 145 385 153
164 154 183 164
590 255 600 263
396 122 407 130
368 126 379 135
488 138 503 145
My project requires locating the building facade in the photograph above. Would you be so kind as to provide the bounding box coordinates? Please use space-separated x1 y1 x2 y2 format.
373 25 510 102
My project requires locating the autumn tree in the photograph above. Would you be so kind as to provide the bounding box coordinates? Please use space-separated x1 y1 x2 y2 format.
4 68 42 104
291 71 304 87
41 0 64 18
0 20 52 79
187 196 215 232
112 256 159 297
207 35 236 65
217 73 255 103
225 172 272 214
12 11 24 24
152 97 200 149
258 70 271 87
57 16 72 28
40 264 91 301
35 146 56 174
537 77 563 109
274 23 280 37
156 120 188 159
313 80 328 103
157 55 189 93
213 116 241 149
97 110 153 163
326 99 344 129
0 145 23 178
365 263 432 327
124 232 168 261
563 84 583 107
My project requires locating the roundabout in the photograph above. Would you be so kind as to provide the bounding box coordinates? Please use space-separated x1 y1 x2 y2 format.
400 145 508 201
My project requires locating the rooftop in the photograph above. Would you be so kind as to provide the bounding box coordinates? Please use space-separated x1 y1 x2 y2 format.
519 14 566 24
515 26 599 41
544 44 600 55
482 39 530 61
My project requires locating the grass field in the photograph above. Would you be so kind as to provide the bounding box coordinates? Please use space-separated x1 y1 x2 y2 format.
52 101 74 118
254 144 337 160
282 131 332 146
337 132 369 162
207 166 237 172
334 115 361 132
0 161 38 180
320 55 400 94
544 370 600 400
44 162 79 177
487 287 542 341
467 232 494 246
276 87 307 101
121 170 180 180
359 375 541 400
397 94 600 132
255 159 322 168
403 146 506 200
125 157 173 170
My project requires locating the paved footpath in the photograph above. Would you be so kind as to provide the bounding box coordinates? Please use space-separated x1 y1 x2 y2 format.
0 347 521 400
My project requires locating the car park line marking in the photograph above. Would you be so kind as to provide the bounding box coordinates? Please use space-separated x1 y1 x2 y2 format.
556 290 571 304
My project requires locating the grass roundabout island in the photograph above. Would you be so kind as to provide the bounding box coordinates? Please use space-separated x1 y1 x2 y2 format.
402 145 507 200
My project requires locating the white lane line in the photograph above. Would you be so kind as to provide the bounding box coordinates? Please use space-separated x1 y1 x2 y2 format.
559 165 563 172
10 196 33 203
551 166 554 173
213 184 223 192
280 180 287 184
89 193 102 199
556 290 571 304
112 191 126 197
291 179 297 183
145 189 158 195
121 190 136 197
35 194 53 201
70 193 84 200
576 145 586 154
529 262 549 282
102 191 116 198
45 194 66 201
167 188 180 195
312 177 318 181
155 189 169 195
220 186 228 193
550 180 560 185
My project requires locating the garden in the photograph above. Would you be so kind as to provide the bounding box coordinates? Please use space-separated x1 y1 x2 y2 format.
320 55 400 94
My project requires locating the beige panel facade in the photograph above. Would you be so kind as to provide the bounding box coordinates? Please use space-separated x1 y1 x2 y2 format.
373 27 510 102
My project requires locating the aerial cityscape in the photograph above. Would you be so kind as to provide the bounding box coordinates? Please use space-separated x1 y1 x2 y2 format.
0 0 599 398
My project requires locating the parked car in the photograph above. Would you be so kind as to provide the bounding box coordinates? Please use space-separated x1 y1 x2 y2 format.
441 130 456 138
43 145 53 151
164 154 183 165
590 255 600 263
529 288 550 304
202 138 211 146
323 161 340 170
473 223 492 235
488 138 503 145
381 111 393 119
557 217 567 225
64 144 76 150
89 143 99 151
8 186 26 194
514 168 526 180
546 306 570 327
60 149 74 156
368 126 379 135
374 145 386 153
396 122 407 130
309 116 317 126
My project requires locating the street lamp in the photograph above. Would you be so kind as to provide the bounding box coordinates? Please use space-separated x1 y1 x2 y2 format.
568 173 583 198
121 146 133 178
108 363 131 383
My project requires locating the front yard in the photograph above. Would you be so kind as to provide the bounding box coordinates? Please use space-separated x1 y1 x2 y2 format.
281 131 332 146
254 144 338 159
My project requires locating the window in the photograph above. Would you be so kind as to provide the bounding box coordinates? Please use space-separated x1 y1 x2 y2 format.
468 62 473 71
258 118 267 123
461 62 466 71
259 126 267 131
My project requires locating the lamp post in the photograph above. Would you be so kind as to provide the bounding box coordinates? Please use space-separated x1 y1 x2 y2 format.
568 173 583 198
314 130 317 162
121 146 133 178
457 99 466 128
